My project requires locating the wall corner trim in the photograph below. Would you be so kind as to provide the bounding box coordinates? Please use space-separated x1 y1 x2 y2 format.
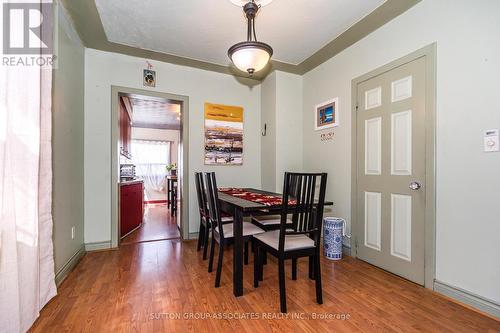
434 280 500 318
85 241 112 252
54 245 86 286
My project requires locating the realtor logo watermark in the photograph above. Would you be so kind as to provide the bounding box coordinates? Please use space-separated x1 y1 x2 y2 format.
2 1 56 67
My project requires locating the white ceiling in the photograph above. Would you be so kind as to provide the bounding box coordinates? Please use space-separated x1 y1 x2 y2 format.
123 95 181 130
95 0 386 66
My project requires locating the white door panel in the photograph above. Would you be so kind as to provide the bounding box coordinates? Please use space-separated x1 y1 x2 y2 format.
356 57 426 285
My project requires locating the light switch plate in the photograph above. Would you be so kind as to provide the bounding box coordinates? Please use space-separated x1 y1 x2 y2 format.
484 129 499 152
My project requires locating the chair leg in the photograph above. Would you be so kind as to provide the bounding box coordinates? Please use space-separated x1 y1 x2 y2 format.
292 258 297 280
197 223 204 251
253 242 259 288
259 248 264 281
278 258 287 313
308 255 315 280
244 241 249 265
208 235 216 273
202 223 210 260
263 250 268 265
314 254 323 304
215 245 224 288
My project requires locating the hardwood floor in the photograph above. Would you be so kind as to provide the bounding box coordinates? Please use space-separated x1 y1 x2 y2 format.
121 204 180 245
30 240 499 333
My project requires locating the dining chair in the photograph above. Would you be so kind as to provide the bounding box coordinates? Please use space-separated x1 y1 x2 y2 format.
250 215 293 231
251 176 301 230
205 172 265 288
195 172 210 259
195 172 233 260
253 172 328 313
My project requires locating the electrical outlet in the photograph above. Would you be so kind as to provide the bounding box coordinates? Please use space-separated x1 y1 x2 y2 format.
71 226 75 240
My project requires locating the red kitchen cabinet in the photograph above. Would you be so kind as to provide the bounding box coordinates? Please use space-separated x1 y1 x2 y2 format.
120 181 144 238
119 98 132 158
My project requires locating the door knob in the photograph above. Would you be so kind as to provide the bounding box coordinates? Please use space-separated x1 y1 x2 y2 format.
409 181 421 190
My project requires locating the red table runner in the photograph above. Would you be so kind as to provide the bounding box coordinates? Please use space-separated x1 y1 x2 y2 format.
219 188 296 207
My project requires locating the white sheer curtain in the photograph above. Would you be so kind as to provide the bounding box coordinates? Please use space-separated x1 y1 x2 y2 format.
0 3 56 331
131 140 171 194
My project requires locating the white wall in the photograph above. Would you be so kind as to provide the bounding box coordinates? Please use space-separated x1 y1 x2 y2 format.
275 71 303 190
260 71 303 192
260 72 277 191
52 3 85 275
84 49 261 242
131 127 180 166
302 0 500 304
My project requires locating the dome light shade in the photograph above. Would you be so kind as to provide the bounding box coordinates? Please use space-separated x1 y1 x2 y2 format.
228 41 273 75
228 1 273 76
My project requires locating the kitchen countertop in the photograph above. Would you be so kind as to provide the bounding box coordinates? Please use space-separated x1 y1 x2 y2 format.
120 179 144 186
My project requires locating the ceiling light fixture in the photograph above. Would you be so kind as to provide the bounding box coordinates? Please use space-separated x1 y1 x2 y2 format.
228 0 273 76
229 0 273 7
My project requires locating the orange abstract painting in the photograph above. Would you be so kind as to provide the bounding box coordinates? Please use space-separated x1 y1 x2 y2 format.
204 103 243 165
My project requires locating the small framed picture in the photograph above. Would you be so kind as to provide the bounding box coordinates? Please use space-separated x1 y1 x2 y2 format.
314 98 339 131
143 69 156 87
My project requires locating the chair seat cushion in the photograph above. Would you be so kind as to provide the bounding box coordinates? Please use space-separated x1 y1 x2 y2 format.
201 212 232 223
215 222 264 238
252 215 293 226
254 230 315 251
221 216 233 222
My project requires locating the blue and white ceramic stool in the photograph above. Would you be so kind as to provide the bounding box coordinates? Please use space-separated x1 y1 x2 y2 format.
323 217 345 260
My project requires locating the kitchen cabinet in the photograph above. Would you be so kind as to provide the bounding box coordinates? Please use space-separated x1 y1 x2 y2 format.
119 98 132 159
120 181 144 238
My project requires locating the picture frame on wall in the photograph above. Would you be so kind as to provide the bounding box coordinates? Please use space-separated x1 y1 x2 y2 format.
204 103 244 165
143 69 156 87
314 97 339 131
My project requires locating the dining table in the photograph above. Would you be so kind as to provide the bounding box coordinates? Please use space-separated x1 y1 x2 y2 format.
166 175 177 210
217 187 334 297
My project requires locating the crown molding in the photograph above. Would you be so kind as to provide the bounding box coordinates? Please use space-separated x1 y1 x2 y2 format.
60 0 420 80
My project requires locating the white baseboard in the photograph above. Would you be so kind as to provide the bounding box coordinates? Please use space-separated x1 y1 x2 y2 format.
188 232 199 240
434 280 500 318
85 241 112 251
55 245 86 286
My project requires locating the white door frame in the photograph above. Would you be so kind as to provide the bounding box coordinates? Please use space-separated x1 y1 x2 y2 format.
110 86 190 247
350 44 437 288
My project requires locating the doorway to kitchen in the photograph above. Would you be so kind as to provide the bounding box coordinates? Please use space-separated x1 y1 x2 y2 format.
110 87 189 248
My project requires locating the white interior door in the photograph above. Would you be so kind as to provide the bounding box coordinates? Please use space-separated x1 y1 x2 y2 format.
356 57 426 285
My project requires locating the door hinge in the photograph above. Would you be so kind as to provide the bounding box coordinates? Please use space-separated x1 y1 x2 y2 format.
355 237 358 250
355 104 359 111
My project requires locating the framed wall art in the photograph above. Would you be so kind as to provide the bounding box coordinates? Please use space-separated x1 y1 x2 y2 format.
143 69 156 87
204 103 243 165
315 97 339 131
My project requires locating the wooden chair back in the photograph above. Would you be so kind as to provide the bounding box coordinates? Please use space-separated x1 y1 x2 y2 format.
194 172 209 219
279 172 328 251
205 172 225 239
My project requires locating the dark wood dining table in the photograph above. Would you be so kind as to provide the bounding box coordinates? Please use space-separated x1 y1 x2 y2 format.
166 175 177 210
217 188 333 297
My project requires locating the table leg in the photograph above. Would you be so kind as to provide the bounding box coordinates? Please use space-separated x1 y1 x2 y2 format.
170 180 173 210
167 179 171 206
233 209 243 297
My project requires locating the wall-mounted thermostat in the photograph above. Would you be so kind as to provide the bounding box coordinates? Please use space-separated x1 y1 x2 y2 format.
483 129 499 152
